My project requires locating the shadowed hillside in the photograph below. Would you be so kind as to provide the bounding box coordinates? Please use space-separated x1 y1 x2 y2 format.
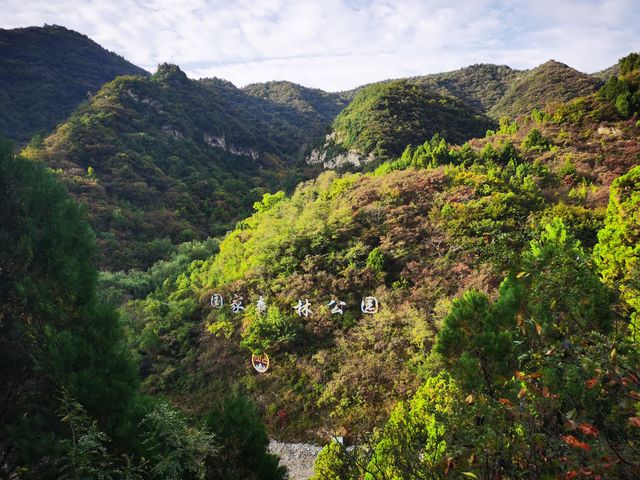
0 25 148 143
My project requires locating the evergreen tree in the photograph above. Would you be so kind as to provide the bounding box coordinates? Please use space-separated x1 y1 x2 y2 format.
0 139 139 476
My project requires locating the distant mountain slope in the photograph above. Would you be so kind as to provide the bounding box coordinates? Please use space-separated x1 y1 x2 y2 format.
593 62 621 81
0 25 148 143
242 80 349 140
489 60 602 118
413 63 522 114
308 79 495 168
25 64 328 270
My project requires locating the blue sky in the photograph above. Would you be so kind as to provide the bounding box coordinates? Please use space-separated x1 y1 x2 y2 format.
3 0 640 91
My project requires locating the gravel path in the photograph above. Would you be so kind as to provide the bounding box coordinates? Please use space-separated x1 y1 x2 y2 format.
269 440 323 480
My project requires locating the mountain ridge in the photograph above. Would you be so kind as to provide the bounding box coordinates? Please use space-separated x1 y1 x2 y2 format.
0 24 148 143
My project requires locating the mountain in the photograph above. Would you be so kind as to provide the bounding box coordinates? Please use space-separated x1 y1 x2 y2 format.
0 25 148 143
307 79 495 168
5 23 640 478
307 61 605 169
25 64 334 270
489 60 602 118
593 62 621 81
242 80 350 140
112 73 640 447
412 63 522 114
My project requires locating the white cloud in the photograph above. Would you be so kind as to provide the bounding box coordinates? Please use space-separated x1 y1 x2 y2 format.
2 0 639 90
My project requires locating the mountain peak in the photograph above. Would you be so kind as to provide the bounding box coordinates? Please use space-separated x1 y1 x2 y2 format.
0 25 148 143
534 59 578 72
153 63 189 85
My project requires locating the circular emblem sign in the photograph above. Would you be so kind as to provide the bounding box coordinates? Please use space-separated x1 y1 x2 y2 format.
251 353 270 373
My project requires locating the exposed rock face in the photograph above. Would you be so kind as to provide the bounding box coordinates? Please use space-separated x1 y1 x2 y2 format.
308 147 375 169
203 132 259 160
123 88 163 111
161 125 183 139
269 440 322 480
307 132 375 169
203 132 226 149
597 126 622 136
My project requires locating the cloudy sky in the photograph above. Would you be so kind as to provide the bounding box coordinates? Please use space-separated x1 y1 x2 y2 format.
3 0 640 91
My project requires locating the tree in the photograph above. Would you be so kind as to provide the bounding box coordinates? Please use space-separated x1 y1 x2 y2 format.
205 395 287 480
141 402 217 480
595 166 640 342
520 128 549 151
0 138 139 476
619 52 640 75
311 440 361 480
616 91 633 118
435 284 520 391
364 374 460 480
522 218 612 338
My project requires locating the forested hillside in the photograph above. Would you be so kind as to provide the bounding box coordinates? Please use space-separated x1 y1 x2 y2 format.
8 26 617 270
309 61 608 169
241 80 349 139
0 25 148 143
23 64 337 270
489 60 603 119
307 80 495 168
413 63 521 113
98 54 640 479
0 140 287 479
2 20 640 479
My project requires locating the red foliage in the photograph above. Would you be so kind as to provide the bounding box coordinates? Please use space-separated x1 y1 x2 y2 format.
577 423 599 437
562 435 591 451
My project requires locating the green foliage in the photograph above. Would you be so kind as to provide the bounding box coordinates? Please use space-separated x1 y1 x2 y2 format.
489 60 601 119
311 440 360 480
521 128 550 151
0 139 142 475
595 166 640 341
365 247 386 274
619 52 640 75
364 373 459 479
598 75 631 101
140 402 217 480
523 218 612 337
533 202 605 248
253 191 287 213
330 80 494 158
376 134 453 172
557 154 577 178
205 395 287 480
597 70 640 119
240 305 299 354
56 394 130 480
498 116 518 134
436 284 520 390
98 238 219 305
530 108 546 124
616 91 633 117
